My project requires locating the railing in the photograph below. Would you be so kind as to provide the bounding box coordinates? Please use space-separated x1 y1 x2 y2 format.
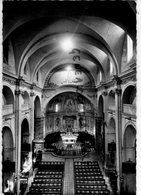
123 104 136 116
3 104 14 115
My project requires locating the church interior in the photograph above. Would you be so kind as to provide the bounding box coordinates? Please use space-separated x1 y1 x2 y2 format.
2 1 136 195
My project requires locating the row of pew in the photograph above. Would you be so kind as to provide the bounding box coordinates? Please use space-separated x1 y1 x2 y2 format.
74 161 110 195
27 161 64 195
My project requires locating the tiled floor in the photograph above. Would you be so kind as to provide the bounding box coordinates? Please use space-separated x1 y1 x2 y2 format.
63 158 75 195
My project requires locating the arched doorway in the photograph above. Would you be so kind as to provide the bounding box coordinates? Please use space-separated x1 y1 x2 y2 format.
123 125 136 162
122 124 136 195
2 127 14 193
96 95 105 161
106 118 116 167
2 127 14 162
21 118 30 171
45 92 95 156
34 96 42 139
98 95 104 117
45 92 94 134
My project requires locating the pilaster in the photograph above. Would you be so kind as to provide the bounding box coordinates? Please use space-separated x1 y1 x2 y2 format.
115 77 122 194
42 115 46 139
15 89 23 195
30 92 35 141
102 90 108 164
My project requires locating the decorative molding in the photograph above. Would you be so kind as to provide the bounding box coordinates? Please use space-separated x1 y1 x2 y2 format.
96 80 115 91
87 94 97 98
113 75 122 85
102 91 108 96
15 89 24 96
16 76 25 86
122 74 136 85
30 83 42 92
115 88 122 95
122 113 136 120
3 75 16 85
21 81 32 89
97 70 136 91
30 92 35 97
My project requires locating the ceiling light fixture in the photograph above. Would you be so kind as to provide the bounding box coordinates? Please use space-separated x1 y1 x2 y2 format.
60 37 74 52
66 66 72 71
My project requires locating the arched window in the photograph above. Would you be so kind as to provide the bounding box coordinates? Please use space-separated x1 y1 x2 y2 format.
79 104 84 112
55 104 59 112
127 35 133 62
110 61 114 76
99 71 102 82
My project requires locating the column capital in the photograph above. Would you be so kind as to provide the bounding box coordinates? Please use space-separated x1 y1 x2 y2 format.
113 75 122 85
102 91 108 96
115 88 122 95
30 92 35 97
16 76 24 86
15 89 24 96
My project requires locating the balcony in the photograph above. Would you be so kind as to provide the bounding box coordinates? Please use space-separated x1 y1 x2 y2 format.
123 104 136 116
3 104 14 116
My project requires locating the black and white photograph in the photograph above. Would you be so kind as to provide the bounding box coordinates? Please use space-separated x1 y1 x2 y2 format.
1 1 139 195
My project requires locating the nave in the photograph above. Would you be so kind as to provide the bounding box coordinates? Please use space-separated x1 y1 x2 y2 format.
24 151 113 195
2 2 136 195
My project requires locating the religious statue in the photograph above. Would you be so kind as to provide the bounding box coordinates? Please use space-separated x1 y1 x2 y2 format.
21 153 32 175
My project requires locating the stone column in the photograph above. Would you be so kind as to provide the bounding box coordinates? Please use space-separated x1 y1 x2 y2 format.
102 90 108 166
42 115 46 139
15 89 23 195
115 78 122 194
30 92 35 142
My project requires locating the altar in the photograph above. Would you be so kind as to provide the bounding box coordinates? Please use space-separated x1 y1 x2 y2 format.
61 132 78 149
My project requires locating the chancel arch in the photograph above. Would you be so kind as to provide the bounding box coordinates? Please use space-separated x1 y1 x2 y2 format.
44 64 95 89
45 92 95 135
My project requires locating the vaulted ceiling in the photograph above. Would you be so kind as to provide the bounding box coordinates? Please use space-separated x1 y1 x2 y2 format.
3 2 136 88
